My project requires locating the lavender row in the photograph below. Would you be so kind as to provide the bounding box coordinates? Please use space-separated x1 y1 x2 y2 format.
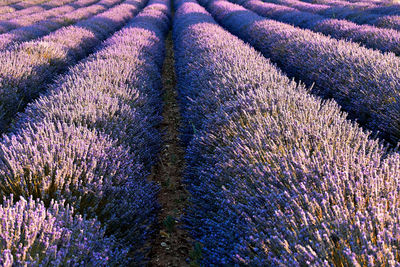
0 6 44 19
0 0 170 264
0 0 95 35
205 0 400 145
0 0 144 133
0 0 50 9
0 0 75 21
266 0 400 32
0 0 120 51
174 0 400 265
237 0 400 56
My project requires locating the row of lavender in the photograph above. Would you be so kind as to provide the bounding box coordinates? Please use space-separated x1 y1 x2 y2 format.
0 0 142 135
237 0 400 56
0 0 124 50
0 0 76 20
0 0 95 34
174 0 400 265
267 0 400 31
0 0 170 264
201 0 400 146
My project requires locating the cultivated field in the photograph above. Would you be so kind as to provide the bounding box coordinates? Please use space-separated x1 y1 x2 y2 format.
0 0 399 265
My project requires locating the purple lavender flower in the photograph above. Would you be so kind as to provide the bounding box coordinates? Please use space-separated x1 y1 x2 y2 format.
0 195 129 266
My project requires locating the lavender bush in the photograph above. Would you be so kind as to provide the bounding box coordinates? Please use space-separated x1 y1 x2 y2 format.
0 195 128 266
174 0 400 265
0 0 145 133
0 0 170 263
205 0 400 145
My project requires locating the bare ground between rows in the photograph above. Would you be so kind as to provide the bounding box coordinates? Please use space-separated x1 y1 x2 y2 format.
146 30 195 267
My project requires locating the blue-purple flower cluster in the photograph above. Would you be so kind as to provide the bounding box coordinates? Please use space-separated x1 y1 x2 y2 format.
0 0 144 133
0 195 128 266
174 0 400 265
0 0 170 264
204 0 400 145
239 0 400 56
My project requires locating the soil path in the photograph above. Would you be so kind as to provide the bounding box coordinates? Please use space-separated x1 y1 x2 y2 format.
147 29 194 267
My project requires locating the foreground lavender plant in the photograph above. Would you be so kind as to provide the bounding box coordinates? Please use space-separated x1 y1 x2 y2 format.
0 195 128 266
205 0 400 145
174 0 400 265
0 0 170 263
0 0 145 133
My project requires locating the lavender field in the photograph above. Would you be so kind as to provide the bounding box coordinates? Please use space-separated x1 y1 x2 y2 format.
0 0 399 265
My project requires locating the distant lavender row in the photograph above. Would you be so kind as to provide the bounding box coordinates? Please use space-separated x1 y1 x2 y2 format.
0 0 120 50
0 0 75 21
0 0 144 133
205 0 400 145
0 6 44 18
265 0 400 32
0 0 96 34
0 0 170 264
237 0 400 56
174 0 400 265
1 0 50 9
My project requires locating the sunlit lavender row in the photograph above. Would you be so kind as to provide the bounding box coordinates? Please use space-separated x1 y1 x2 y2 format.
265 0 400 31
238 0 400 56
0 0 170 264
202 0 400 145
0 0 97 34
174 0 400 265
0 0 123 50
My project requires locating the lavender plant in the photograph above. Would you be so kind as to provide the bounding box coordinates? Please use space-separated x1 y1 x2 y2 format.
205 0 400 145
174 0 400 265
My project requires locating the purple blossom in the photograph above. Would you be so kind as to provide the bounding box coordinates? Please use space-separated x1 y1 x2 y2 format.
0 195 129 266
